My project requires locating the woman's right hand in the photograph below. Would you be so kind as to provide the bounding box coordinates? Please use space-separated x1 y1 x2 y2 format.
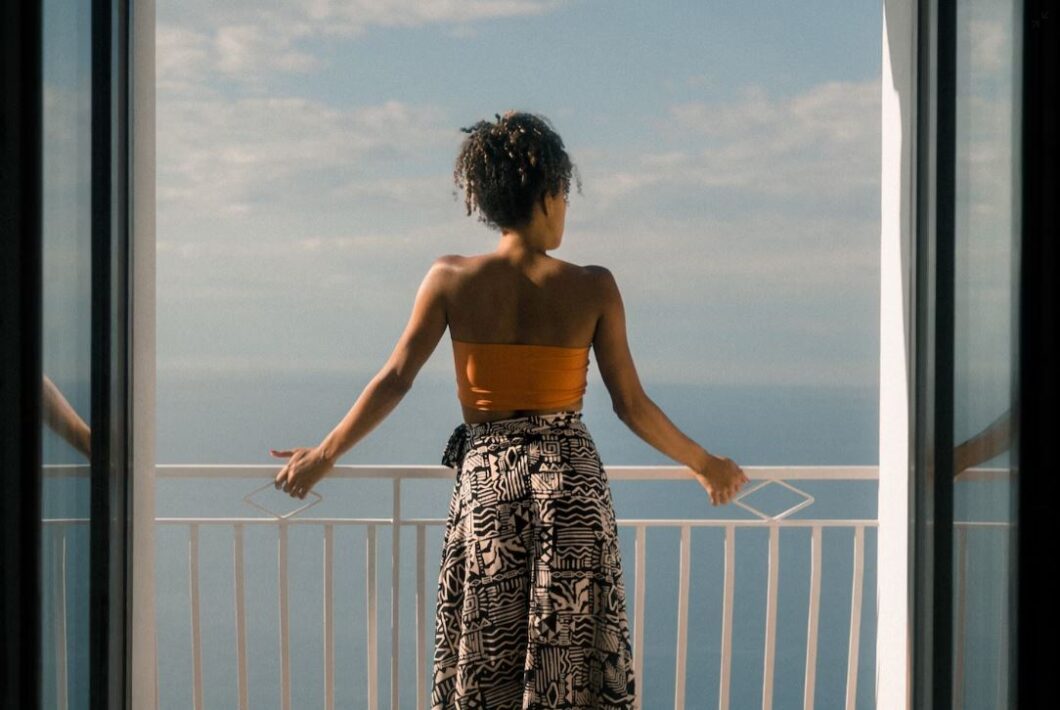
694 453 749 506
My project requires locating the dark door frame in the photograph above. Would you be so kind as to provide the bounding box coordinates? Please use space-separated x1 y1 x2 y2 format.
1016 0 1058 707
1 2 44 708
912 0 956 705
91 0 132 708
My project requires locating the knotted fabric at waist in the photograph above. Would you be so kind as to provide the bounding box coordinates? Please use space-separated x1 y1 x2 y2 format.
440 410 587 471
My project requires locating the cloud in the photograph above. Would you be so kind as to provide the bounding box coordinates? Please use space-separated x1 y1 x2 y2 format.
41 82 91 196
157 95 453 215
157 0 569 86
214 23 321 76
155 24 212 94
581 78 881 210
303 0 568 33
966 18 1009 75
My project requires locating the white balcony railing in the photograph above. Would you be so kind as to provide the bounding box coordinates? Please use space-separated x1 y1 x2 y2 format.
45 464 884 710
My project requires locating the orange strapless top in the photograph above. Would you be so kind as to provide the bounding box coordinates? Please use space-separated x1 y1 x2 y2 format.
452 338 591 411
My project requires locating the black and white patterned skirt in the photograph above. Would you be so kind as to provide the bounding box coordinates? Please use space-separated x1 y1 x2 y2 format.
432 410 636 710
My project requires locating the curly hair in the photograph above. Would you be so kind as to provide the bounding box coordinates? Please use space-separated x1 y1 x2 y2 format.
452 110 583 232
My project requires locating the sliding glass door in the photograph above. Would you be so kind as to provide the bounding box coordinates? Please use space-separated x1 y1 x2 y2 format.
39 0 97 707
950 0 1020 707
2 1 131 708
913 0 1022 707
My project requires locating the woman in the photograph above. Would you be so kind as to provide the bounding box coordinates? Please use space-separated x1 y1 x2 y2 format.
270 110 748 709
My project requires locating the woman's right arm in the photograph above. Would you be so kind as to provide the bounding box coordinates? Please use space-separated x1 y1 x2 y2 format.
586 265 748 506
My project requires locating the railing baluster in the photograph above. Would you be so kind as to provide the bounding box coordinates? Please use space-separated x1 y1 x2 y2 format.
392 478 402 710
995 522 1008 710
804 525 822 710
366 523 378 710
154 529 162 710
52 526 69 710
416 523 427 710
845 525 865 710
954 524 968 709
324 523 335 710
278 521 290 710
131 464 888 709
674 525 691 710
719 523 735 710
763 523 780 710
233 523 248 710
633 524 646 710
189 523 203 710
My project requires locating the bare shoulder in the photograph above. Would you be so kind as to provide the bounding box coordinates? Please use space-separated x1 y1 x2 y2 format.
417 255 464 299
582 263 614 280
431 253 468 280
435 253 465 268
436 252 490 276
582 263 619 300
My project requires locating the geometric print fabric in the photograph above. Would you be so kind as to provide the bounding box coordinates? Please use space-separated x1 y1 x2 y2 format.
433 410 637 709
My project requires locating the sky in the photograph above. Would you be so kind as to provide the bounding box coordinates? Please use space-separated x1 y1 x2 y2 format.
155 0 884 396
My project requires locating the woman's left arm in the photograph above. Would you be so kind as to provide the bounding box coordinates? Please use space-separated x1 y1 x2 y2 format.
272 258 451 498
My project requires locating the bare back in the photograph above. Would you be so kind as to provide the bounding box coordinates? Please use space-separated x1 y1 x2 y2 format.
444 253 600 423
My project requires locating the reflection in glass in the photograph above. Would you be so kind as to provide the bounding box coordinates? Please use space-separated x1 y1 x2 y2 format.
40 0 93 707
952 0 1020 706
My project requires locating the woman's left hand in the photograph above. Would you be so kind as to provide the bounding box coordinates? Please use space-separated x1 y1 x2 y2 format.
271 446 333 499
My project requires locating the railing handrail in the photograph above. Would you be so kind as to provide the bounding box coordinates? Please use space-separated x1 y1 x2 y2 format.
43 462 885 479
41 462 1012 482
